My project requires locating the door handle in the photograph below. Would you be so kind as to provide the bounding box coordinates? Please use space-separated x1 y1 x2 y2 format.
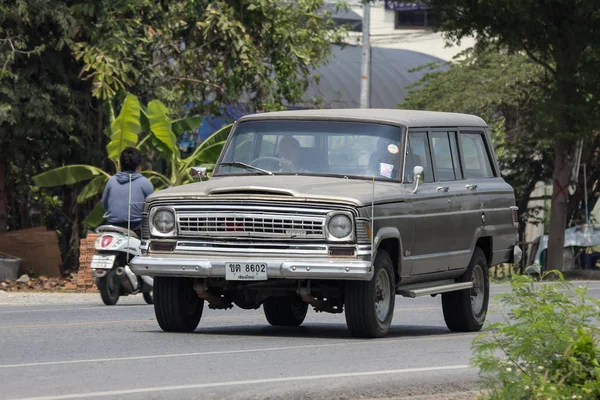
466 184 478 191
436 186 449 192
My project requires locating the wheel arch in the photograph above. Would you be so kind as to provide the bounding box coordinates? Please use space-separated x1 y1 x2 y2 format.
374 228 403 283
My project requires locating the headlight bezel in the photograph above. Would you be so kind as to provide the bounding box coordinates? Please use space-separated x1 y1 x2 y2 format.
149 207 177 237
325 211 355 242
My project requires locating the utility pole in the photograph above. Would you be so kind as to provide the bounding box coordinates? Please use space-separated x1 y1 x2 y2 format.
360 0 371 108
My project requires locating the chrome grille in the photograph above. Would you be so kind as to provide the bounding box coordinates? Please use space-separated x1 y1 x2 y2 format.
177 213 325 238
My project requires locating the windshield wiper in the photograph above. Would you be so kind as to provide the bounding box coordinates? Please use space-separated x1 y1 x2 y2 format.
218 162 273 176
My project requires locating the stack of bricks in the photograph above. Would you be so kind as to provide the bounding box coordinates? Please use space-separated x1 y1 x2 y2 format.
77 233 99 292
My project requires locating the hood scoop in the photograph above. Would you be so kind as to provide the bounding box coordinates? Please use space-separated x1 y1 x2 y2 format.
207 186 295 197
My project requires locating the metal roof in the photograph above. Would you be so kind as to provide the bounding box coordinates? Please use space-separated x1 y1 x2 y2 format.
299 45 446 109
239 108 487 128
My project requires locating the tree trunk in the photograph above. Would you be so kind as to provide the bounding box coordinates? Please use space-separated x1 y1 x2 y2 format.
0 157 8 232
546 139 574 272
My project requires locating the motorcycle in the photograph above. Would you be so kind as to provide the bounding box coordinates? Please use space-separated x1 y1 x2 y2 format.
90 225 153 305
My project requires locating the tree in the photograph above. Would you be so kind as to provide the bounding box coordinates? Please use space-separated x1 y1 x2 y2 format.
417 0 600 271
72 0 347 113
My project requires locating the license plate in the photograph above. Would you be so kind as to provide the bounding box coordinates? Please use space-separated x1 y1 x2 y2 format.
91 254 116 269
225 262 268 281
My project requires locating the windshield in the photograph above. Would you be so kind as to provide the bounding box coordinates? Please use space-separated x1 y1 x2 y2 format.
214 120 404 180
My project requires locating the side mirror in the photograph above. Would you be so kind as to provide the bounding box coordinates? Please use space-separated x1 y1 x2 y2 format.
190 166 207 181
412 166 424 194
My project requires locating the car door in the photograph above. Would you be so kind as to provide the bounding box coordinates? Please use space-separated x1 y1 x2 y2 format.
404 130 453 275
428 130 473 269
449 130 496 269
458 130 516 267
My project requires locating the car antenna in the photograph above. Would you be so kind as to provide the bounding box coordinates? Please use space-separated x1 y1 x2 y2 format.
371 175 375 264
127 172 132 263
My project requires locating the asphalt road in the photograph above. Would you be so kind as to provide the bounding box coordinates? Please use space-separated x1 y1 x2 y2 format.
2 281 600 400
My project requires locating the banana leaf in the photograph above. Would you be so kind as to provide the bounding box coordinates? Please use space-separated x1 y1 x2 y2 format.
83 202 106 228
107 93 141 163
33 165 110 187
77 175 109 204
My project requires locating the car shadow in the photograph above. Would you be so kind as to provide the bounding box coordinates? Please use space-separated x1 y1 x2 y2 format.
141 323 453 340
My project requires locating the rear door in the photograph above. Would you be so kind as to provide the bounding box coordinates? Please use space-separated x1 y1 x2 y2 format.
428 130 474 269
458 130 516 267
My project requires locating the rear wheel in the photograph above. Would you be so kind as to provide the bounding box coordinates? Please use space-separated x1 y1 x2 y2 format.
154 277 203 332
442 247 489 332
143 291 153 305
97 269 120 306
345 249 395 338
263 296 308 327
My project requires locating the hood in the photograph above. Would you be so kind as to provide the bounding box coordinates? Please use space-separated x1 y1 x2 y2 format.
116 172 144 184
147 175 411 206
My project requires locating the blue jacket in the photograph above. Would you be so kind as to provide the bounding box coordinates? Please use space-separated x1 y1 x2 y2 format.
101 172 154 227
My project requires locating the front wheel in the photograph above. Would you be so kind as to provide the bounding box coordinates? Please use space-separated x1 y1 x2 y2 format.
154 277 203 332
442 247 489 332
345 249 395 338
97 269 120 306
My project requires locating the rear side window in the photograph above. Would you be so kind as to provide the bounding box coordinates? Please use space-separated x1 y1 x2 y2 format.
429 132 456 181
460 133 495 178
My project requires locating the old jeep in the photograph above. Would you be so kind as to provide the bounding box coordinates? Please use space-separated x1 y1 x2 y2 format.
130 109 521 338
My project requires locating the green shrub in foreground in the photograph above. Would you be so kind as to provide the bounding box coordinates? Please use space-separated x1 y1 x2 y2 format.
472 273 600 399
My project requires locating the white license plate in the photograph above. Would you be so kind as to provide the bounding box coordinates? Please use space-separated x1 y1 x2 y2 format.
91 254 116 269
225 262 268 281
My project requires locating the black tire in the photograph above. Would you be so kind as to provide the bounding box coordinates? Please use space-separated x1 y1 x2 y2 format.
345 249 395 338
97 270 120 306
442 247 489 332
263 296 308 327
154 277 203 332
143 291 153 305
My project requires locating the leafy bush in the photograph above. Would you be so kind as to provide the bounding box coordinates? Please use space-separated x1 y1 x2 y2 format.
472 273 600 399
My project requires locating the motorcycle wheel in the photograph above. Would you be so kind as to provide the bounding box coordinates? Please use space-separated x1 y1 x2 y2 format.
143 291 154 305
97 269 120 306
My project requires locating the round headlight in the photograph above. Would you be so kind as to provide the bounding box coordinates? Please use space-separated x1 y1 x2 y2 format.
328 214 352 239
153 210 175 234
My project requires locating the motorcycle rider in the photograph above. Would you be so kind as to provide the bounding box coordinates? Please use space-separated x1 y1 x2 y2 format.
101 147 154 236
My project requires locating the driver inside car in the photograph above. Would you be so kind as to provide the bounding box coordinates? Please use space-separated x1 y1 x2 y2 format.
278 136 310 172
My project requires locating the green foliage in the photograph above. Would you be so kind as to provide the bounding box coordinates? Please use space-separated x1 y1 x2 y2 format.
107 94 142 167
472 274 600 399
146 100 179 159
33 165 110 188
73 0 347 113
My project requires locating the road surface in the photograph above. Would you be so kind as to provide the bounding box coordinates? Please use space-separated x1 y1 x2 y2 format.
1 281 599 400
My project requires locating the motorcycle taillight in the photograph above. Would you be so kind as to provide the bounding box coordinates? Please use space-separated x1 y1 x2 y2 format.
101 235 114 248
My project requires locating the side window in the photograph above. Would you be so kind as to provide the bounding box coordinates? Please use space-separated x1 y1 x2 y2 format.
429 132 455 181
460 133 495 178
405 131 433 183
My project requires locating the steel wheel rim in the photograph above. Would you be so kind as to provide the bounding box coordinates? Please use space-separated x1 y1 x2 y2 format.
374 268 391 322
470 264 485 316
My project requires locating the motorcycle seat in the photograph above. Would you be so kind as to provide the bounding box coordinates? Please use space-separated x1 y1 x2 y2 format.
95 225 139 239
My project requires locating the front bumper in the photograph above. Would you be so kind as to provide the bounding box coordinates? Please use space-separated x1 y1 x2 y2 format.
130 255 373 281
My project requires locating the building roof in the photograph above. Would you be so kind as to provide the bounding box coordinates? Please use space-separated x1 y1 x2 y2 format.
299 45 446 109
239 109 487 128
